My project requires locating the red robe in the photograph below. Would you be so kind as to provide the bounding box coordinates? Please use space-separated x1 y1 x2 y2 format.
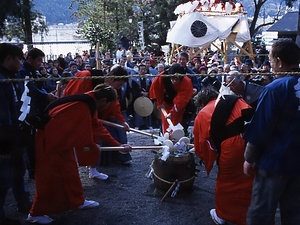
193 99 253 225
63 71 124 164
64 70 126 123
64 70 94 97
30 92 119 216
149 72 193 133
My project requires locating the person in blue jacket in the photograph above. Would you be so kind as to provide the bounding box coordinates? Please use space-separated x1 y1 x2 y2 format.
243 38 300 225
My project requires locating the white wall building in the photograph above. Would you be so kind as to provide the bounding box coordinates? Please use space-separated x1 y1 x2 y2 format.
32 23 90 57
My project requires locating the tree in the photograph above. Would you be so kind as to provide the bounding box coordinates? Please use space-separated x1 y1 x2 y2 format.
71 0 187 52
0 0 21 36
249 0 297 37
0 0 48 50
132 0 186 49
71 0 136 51
71 0 298 53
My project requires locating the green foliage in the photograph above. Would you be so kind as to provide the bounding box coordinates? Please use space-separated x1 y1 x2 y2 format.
71 0 136 50
0 0 48 43
77 18 114 50
0 0 22 36
71 0 188 52
3 12 48 42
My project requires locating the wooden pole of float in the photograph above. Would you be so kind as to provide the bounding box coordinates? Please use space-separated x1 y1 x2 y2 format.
96 42 101 70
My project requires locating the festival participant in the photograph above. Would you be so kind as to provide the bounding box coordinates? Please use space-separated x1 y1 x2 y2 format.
0 43 27 225
193 86 254 225
150 63 193 134
64 66 132 167
27 84 131 224
243 38 300 225
17 48 58 180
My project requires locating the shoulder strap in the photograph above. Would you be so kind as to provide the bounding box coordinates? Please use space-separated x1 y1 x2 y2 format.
162 76 177 104
210 95 239 153
45 94 96 117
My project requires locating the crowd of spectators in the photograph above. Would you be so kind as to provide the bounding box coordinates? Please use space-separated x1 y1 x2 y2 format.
36 46 273 130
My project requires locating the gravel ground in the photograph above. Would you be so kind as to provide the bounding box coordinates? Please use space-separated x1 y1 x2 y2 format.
4 128 281 225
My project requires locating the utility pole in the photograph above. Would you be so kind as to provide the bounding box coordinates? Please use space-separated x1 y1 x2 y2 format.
24 0 33 50
296 4 300 47
138 21 145 50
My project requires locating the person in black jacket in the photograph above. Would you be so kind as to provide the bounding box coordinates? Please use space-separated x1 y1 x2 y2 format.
0 43 28 225
17 48 58 179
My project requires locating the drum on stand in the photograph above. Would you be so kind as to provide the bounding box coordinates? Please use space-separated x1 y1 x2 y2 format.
151 153 196 193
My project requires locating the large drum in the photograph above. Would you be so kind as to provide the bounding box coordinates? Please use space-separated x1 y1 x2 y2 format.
151 153 196 193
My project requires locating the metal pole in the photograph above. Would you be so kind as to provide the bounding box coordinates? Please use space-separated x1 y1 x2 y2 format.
296 5 300 47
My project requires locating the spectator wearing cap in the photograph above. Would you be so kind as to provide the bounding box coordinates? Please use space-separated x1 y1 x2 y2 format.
65 61 79 77
199 65 208 74
201 67 221 91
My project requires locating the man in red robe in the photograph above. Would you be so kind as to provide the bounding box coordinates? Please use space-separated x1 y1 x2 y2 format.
193 87 254 225
64 66 131 169
27 84 131 224
150 63 193 134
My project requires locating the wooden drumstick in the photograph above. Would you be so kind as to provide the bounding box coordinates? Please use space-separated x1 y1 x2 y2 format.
99 146 164 151
100 119 160 139
161 179 178 202
161 108 174 127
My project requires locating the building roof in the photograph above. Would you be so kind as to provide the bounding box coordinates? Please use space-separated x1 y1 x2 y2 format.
267 11 298 34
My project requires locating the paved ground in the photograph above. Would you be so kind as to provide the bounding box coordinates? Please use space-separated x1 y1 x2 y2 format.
4 129 281 225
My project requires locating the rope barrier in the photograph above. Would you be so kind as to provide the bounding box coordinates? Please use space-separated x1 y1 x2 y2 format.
1 71 299 83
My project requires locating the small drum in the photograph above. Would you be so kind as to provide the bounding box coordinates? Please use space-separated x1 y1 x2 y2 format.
133 96 154 117
151 153 196 193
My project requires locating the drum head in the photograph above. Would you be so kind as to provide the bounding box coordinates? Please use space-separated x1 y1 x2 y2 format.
133 97 154 117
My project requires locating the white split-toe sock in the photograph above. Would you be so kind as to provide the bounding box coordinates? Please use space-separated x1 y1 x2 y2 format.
88 167 109 180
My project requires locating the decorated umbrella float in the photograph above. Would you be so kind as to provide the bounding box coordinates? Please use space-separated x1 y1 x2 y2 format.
167 0 254 63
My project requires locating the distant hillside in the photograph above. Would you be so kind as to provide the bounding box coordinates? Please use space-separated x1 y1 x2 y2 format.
33 0 288 25
33 0 76 24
